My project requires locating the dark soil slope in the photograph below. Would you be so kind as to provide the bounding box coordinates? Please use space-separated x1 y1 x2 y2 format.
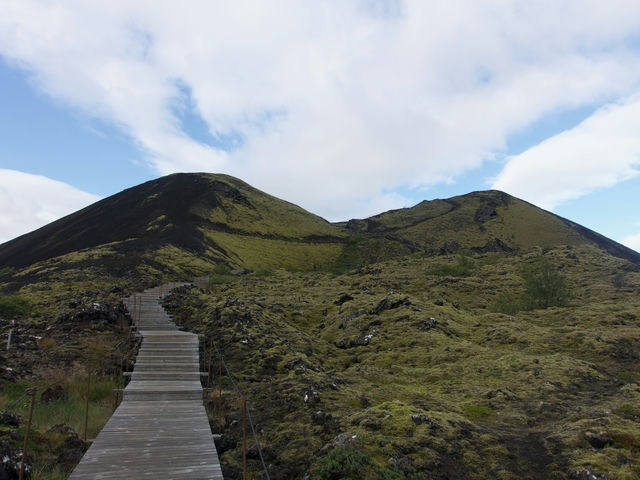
0 173 343 270
340 190 640 264
1 174 637 279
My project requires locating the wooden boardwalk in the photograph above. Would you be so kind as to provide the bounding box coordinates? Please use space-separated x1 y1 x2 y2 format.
69 285 223 479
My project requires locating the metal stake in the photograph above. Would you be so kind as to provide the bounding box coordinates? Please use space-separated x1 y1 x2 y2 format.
242 397 247 480
84 370 91 442
19 387 36 480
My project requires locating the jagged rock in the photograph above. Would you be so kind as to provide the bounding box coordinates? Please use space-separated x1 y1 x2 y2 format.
214 434 237 454
57 434 88 470
334 293 354 305
304 390 320 405
569 468 610 480
417 317 437 331
60 301 127 325
0 411 19 427
411 414 437 428
258 355 281 375
1 368 16 382
311 411 330 425
284 358 308 373
311 412 340 435
369 297 411 315
473 238 516 254
340 309 366 329
474 203 498 223
47 424 77 435
486 387 520 401
230 268 252 276
584 431 613 449
68 299 82 308
441 241 461 254
0 439 28 479
225 414 239 429
331 432 358 448
335 333 374 349
246 443 261 460
41 385 69 404
221 464 242 480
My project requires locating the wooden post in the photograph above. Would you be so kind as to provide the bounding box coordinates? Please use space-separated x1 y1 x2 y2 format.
7 320 14 352
136 295 141 326
242 398 247 480
131 295 136 328
19 387 36 480
201 337 207 386
133 294 137 327
218 362 224 429
84 370 91 442
121 356 125 388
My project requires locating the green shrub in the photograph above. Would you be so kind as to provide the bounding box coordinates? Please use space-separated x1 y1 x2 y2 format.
312 446 372 479
463 405 496 422
311 444 404 480
615 403 640 421
521 257 570 309
427 253 475 277
0 266 15 277
0 295 31 319
208 264 237 286
254 268 273 277
490 257 571 313
489 292 524 315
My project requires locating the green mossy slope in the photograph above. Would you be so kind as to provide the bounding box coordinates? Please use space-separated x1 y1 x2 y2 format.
1 173 639 479
163 244 640 479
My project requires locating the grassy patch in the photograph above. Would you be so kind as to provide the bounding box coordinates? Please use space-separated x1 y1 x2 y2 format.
0 294 31 319
427 253 475 277
153 245 640 479
462 405 496 422
0 375 119 478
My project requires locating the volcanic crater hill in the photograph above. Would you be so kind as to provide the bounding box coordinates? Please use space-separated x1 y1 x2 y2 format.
0 173 346 284
0 173 638 286
2 172 640 479
339 190 640 263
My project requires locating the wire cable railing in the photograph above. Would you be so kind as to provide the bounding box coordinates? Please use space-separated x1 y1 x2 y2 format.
205 336 271 480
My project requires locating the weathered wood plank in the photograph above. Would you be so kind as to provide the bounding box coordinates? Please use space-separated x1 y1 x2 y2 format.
69 286 223 479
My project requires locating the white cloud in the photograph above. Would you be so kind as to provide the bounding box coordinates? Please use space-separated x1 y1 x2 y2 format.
0 170 100 243
622 232 640 253
491 96 640 210
1 1 640 221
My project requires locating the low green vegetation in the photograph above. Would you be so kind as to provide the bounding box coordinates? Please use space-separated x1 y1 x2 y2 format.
427 252 475 277
521 256 571 308
0 374 121 479
490 255 572 314
161 244 640 479
1 176 639 479
0 266 15 277
0 294 31 319
208 264 238 285
0 273 138 479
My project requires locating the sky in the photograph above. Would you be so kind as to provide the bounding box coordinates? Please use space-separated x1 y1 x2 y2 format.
1 1 640 252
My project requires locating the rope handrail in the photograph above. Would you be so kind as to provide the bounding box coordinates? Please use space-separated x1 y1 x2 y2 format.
208 337 271 480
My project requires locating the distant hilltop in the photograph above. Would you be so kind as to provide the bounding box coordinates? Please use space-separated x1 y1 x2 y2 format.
0 172 637 280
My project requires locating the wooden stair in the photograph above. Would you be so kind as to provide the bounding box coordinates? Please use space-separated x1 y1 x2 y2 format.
68 285 223 479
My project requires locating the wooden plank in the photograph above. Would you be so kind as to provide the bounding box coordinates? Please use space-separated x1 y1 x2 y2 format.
69 285 223 479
